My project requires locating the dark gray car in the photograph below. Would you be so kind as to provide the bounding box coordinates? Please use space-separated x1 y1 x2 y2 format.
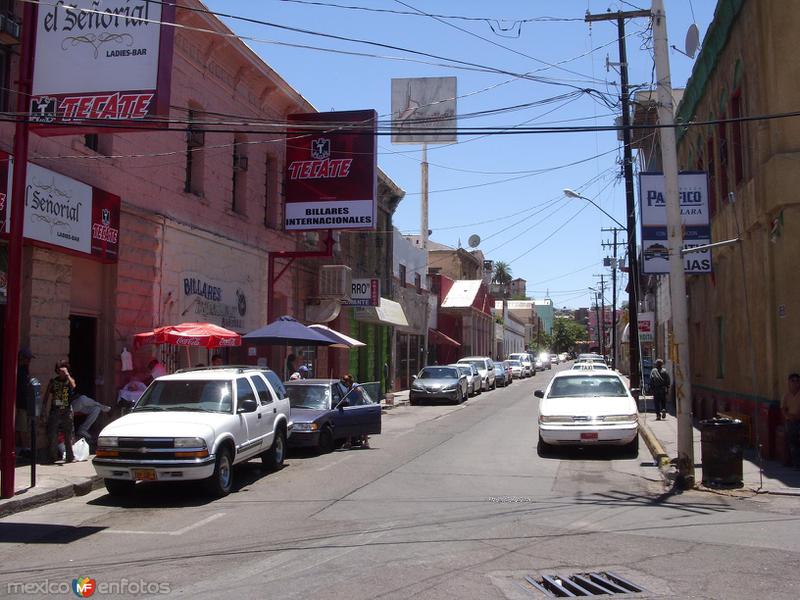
409 366 468 405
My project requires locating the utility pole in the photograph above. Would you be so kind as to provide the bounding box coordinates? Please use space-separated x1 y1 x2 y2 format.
586 8 648 392
593 293 601 353
603 227 626 370
652 0 694 489
593 275 607 357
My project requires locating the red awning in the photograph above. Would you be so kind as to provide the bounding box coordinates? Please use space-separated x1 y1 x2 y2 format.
134 322 241 349
428 328 461 347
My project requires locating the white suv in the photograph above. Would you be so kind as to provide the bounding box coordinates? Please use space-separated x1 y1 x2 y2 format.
457 357 496 391
93 367 292 497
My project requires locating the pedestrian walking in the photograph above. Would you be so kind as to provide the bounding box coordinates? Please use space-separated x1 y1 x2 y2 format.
650 359 671 421
781 372 800 468
42 360 77 463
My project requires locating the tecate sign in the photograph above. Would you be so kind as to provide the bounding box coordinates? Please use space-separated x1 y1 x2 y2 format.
0 153 121 262
342 278 380 307
284 110 377 231
30 0 176 135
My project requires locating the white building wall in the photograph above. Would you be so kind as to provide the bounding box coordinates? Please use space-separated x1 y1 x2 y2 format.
394 229 428 289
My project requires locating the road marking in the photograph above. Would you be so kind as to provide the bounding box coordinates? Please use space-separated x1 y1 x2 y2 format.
317 455 353 471
100 512 225 536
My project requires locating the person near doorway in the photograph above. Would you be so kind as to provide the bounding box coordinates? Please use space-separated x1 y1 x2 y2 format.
42 360 77 463
211 354 224 366
147 358 167 384
285 353 298 381
15 347 35 456
781 372 800 469
650 359 671 421
72 394 111 442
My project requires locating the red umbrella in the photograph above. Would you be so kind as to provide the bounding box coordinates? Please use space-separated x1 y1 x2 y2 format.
134 322 241 349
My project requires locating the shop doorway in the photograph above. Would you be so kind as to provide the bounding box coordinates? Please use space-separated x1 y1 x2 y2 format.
69 315 96 398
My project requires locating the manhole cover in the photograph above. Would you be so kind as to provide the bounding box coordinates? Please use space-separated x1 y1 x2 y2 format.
521 571 646 597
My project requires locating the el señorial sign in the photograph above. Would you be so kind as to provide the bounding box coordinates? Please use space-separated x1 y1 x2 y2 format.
30 0 176 135
284 110 377 231
0 153 120 262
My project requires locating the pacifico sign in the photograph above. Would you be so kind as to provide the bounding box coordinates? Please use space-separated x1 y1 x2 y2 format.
284 110 377 231
30 0 176 135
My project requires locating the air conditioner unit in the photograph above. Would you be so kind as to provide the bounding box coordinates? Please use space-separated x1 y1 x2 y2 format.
186 129 205 148
319 265 352 301
233 154 248 172
0 15 20 45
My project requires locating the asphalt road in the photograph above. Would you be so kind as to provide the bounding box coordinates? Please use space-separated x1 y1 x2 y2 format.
1 364 798 599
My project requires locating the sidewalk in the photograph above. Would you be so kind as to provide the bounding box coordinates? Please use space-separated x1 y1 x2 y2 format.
638 396 800 496
0 458 103 518
381 389 410 410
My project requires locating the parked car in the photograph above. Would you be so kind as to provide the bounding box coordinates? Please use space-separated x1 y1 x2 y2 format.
558 353 569 363
457 356 496 390
494 363 509 387
550 353 560 365
93 366 292 497
507 359 524 379
534 358 545 372
508 352 533 377
502 360 514 384
535 371 639 456
410 366 469 405
285 379 381 453
449 363 481 396
538 352 552 370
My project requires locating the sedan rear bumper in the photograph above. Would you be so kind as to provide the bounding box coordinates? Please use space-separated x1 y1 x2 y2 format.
539 424 638 446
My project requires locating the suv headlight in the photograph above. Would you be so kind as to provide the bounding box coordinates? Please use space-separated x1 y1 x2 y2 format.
97 436 118 448
174 437 207 448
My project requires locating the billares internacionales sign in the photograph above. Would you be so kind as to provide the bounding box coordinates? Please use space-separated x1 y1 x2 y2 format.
284 110 377 231
30 0 176 135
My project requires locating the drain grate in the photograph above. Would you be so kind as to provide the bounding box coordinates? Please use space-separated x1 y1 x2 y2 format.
522 571 646 597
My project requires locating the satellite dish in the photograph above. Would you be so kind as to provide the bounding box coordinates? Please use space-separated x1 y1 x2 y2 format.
685 24 700 59
468 234 481 248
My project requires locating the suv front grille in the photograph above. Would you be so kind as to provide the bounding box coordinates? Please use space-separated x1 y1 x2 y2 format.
118 437 174 449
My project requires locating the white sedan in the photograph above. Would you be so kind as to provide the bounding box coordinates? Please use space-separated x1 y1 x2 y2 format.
535 370 639 456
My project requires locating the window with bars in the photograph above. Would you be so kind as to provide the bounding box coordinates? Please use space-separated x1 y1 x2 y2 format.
184 108 205 196
717 116 729 208
730 91 744 185
706 137 717 216
231 136 247 214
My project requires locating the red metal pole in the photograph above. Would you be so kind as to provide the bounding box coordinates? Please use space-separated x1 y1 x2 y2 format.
1 2 38 498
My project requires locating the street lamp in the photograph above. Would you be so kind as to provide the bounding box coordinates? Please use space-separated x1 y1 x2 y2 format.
563 188 627 231
565 187 640 390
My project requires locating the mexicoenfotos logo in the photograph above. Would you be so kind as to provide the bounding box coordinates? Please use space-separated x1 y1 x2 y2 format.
72 577 96 597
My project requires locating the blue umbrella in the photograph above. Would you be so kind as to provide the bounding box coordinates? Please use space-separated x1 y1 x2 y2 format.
243 315 336 346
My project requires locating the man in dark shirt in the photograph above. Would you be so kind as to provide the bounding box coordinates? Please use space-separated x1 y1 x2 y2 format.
42 360 77 463
650 359 671 421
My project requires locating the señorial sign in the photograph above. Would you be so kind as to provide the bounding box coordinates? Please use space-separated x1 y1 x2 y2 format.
342 278 380 307
639 172 712 275
391 77 457 144
0 152 120 262
30 0 176 135
284 110 377 231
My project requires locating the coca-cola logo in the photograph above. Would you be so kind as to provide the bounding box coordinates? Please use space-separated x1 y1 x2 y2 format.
175 337 201 346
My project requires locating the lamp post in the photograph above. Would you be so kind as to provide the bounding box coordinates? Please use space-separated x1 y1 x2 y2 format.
565 188 639 386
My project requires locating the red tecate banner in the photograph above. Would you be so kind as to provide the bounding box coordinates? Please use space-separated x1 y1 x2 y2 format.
29 0 176 135
284 110 377 231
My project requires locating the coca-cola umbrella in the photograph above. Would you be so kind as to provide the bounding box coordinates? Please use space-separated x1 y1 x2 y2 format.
134 322 242 368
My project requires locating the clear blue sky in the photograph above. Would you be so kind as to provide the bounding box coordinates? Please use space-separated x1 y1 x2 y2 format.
204 0 716 309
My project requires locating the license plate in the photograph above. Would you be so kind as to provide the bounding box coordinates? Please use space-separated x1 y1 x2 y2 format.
132 468 156 481
580 432 599 440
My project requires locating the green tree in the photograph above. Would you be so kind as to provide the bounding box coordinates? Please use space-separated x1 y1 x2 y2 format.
492 261 512 286
550 317 587 353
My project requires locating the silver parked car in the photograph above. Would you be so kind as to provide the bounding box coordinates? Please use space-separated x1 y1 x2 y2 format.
410 366 469 405
449 363 481 396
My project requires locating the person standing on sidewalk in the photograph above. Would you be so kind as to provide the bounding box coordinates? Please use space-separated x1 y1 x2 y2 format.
781 372 800 468
650 359 671 421
42 360 77 463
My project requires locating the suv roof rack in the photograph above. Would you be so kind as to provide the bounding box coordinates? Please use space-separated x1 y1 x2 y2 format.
175 365 271 374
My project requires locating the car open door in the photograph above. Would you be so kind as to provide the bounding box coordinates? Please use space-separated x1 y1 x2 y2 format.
345 385 381 435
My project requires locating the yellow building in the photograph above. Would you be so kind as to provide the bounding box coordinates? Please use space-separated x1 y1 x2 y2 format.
638 0 800 459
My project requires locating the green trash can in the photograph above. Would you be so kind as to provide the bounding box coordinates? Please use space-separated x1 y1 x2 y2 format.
700 417 745 487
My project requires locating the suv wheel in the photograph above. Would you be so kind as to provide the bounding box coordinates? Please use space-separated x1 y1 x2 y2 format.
205 447 233 497
263 428 286 471
104 478 135 497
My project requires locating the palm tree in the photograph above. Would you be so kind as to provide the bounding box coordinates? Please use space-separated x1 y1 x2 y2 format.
493 261 512 286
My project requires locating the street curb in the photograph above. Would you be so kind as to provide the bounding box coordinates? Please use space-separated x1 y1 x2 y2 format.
639 420 670 473
0 475 104 519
